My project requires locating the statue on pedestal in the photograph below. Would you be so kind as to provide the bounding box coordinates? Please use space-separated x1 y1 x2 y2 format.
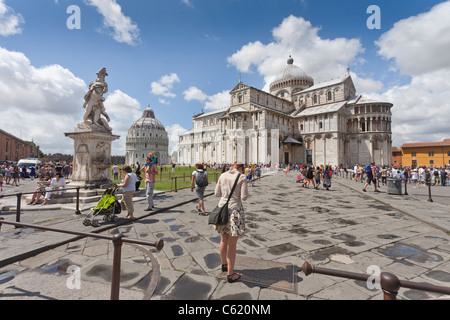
65 67 120 187
80 67 112 132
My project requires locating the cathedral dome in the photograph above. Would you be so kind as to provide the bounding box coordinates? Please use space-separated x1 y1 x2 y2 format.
269 56 314 96
125 106 169 165
129 107 166 131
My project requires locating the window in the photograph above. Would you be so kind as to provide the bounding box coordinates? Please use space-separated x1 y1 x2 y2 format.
430 160 434 165
313 94 318 104
238 95 242 103
411 152 416 157
319 122 323 129
280 92 285 98
300 124 304 131
327 91 332 101
448 151 450 156
429 152 434 157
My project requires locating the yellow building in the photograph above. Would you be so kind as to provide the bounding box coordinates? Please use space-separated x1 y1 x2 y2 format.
401 139 450 167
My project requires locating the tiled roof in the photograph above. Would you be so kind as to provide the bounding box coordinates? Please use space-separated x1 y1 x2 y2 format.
401 139 450 148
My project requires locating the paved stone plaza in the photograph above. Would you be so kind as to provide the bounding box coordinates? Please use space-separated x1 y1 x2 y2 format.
0 171 449 300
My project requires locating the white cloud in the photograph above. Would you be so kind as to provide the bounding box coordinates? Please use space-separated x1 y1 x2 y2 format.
0 0 24 36
166 123 188 155
227 15 366 91
85 0 140 45
368 68 450 148
183 86 207 102
104 89 142 155
150 73 180 100
370 2 450 148
0 47 87 154
181 0 193 8
376 1 450 76
183 86 229 111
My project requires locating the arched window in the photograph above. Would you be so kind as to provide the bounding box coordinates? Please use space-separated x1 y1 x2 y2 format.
327 91 332 101
313 94 317 104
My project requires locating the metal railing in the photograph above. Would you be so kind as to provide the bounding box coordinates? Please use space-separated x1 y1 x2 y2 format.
0 187 84 224
0 219 164 300
302 261 450 300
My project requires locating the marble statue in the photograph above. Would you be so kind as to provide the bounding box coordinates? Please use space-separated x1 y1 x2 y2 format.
82 67 112 132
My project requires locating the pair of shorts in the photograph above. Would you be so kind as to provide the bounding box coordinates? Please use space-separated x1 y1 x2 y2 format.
195 186 206 200
366 174 376 184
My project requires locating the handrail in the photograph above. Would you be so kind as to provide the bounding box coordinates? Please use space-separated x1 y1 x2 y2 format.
301 261 450 300
0 219 164 300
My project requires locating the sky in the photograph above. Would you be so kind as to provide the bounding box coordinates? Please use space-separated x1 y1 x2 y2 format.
0 0 449 157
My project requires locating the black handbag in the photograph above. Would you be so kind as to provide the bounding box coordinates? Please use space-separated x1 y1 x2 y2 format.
208 173 241 226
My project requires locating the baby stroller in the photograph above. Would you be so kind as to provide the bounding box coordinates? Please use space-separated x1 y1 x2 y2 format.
83 186 122 227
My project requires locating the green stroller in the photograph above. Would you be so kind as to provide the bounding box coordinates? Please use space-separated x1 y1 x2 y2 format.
83 186 122 227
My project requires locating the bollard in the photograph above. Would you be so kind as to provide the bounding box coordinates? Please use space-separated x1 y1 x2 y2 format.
15 193 22 228
427 182 433 202
380 272 401 300
404 178 408 196
174 177 178 192
111 233 123 300
75 187 81 215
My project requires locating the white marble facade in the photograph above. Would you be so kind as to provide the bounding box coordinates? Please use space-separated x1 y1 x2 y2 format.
178 57 393 167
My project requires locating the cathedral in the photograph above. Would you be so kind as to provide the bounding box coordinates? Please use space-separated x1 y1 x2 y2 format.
125 106 169 165
178 56 393 167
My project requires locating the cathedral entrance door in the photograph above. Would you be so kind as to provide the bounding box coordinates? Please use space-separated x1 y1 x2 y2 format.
306 150 312 164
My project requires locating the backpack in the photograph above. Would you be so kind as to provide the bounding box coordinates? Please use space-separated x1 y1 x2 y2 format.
365 165 372 174
195 170 208 187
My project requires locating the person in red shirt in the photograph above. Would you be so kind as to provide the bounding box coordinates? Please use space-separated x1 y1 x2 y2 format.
142 153 159 211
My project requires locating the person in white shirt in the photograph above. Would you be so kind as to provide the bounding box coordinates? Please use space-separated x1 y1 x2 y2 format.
41 172 66 206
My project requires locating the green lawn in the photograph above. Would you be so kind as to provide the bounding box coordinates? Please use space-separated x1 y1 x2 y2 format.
111 165 222 191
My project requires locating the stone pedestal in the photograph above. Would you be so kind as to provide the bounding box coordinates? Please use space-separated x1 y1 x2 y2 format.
65 123 120 188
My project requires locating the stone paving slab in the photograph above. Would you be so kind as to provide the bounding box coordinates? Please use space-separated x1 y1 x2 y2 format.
1 170 450 301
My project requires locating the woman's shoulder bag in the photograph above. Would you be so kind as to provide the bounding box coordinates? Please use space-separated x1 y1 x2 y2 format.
208 173 241 226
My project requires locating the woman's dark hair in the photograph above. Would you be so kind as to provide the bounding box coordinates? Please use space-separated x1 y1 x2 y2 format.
123 165 132 173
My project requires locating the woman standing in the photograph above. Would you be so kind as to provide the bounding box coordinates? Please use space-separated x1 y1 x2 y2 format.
117 165 137 219
214 162 248 283
323 166 332 190
191 163 208 215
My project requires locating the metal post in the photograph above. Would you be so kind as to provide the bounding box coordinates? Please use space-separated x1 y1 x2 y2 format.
75 187 81 215
15 193 22 227
111 233 123 300
380 272 400 300
426 173 433 202
404 178 408 196
174 177 178 192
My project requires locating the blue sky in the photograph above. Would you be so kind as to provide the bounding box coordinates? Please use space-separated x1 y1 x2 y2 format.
1 0 449 157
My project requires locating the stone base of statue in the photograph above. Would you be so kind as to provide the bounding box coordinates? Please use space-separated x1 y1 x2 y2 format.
65 122 120 188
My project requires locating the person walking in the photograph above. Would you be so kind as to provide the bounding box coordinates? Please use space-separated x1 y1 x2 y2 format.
306 166 315 189
143 154 158 211
117 165 137 219
214 162 248 283
362 162 380 192
191 163 208 215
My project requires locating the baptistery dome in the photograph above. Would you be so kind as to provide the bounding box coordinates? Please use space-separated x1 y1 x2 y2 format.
269 56 314 99
125 106 169 166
